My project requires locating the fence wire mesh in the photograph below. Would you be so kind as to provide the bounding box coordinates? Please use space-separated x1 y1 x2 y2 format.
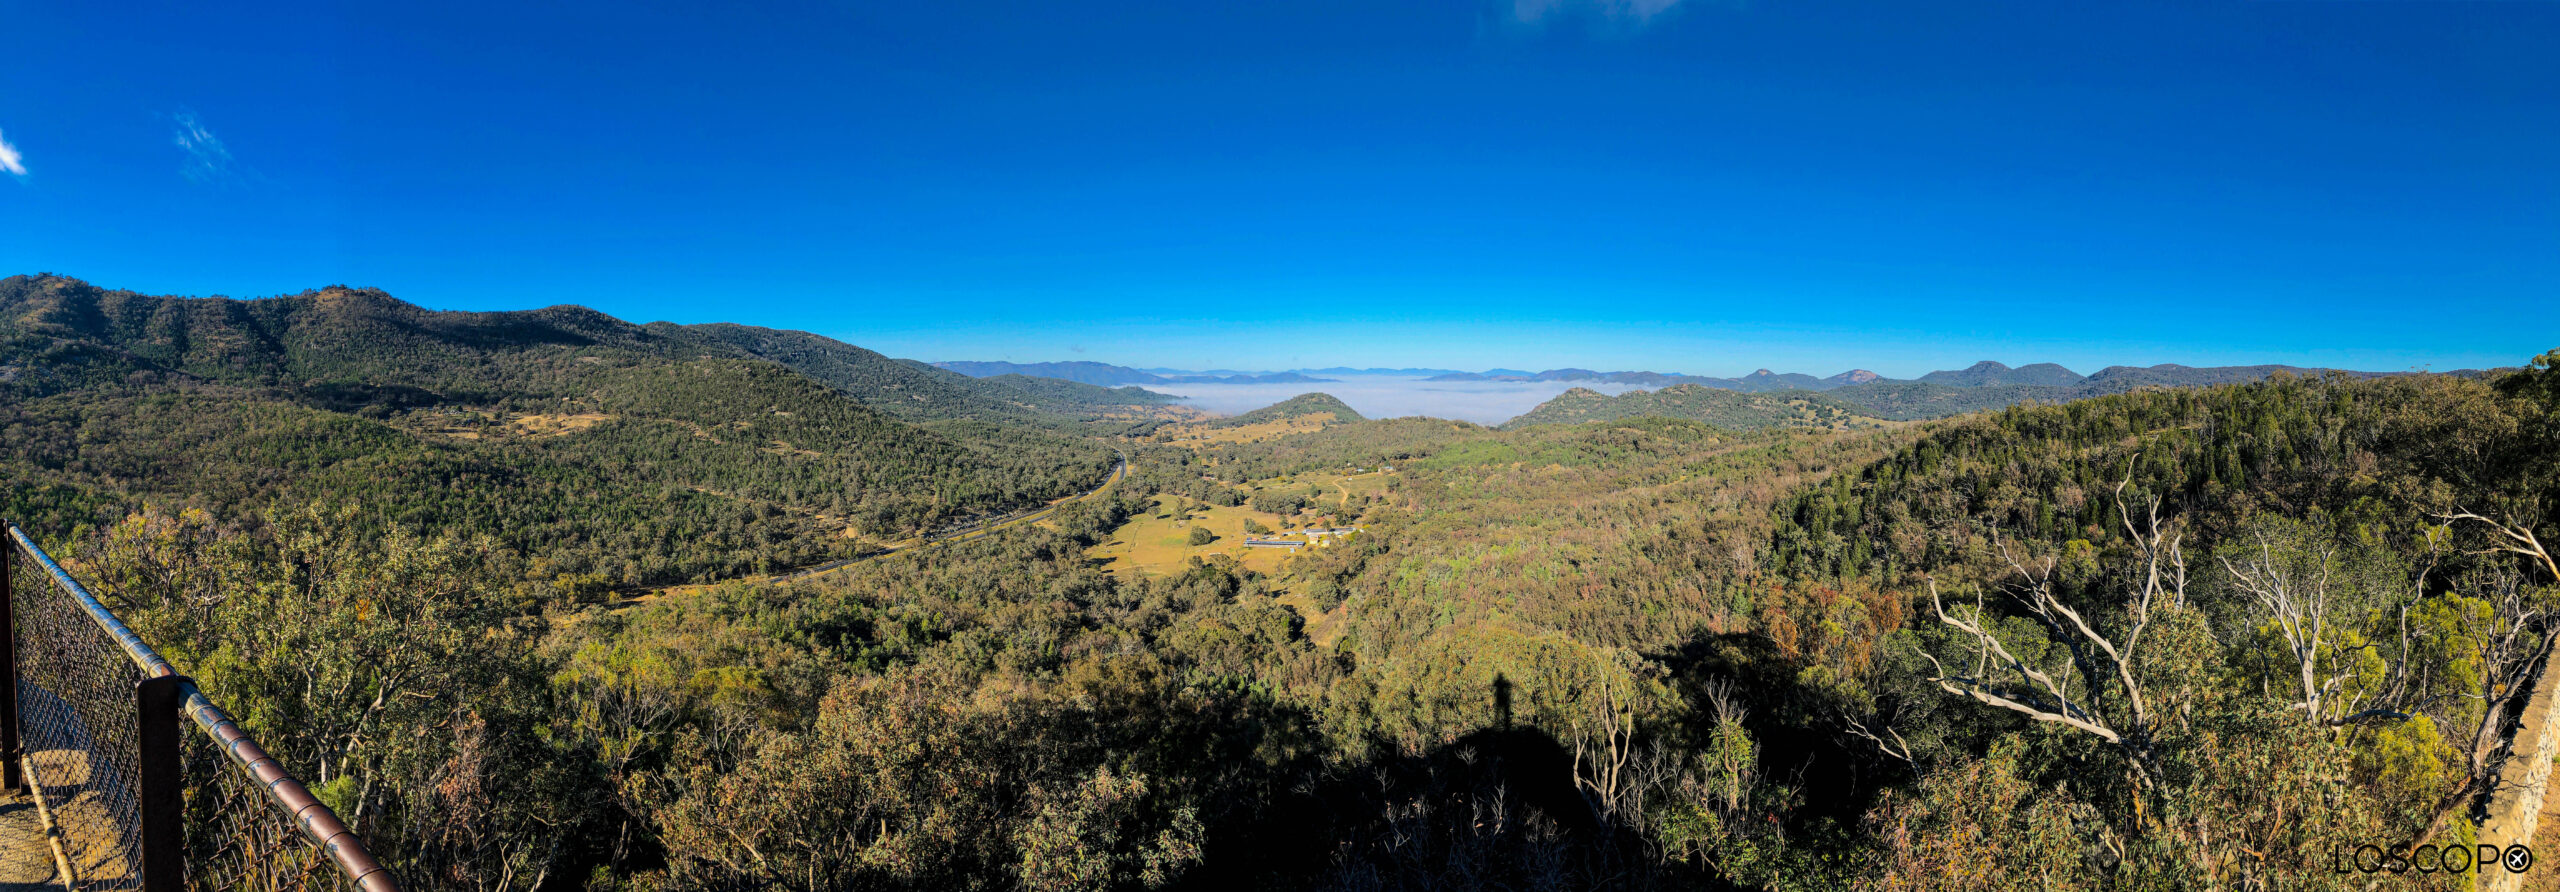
179 727 363 892
8 526 395 892
10 538 147 888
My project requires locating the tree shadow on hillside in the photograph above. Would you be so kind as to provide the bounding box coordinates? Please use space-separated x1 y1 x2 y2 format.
1652 630 1899 827
1184 676 1731 892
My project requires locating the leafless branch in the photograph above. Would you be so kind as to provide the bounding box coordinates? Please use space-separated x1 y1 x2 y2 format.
2438 510 2560 583
1925 579 2124 745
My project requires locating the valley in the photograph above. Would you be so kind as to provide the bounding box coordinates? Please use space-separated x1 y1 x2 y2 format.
4 275 2556 891
10 5 2548 888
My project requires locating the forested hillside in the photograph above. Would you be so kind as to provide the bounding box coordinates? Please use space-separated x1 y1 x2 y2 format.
1530 363 2468 424
1505 382 1887 431
0 275 1118 585
1212 392 1366 427
682 323 1178 424
979 373 1184 412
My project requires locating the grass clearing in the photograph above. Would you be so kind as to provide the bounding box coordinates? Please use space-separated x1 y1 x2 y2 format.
509 412 616 438
1312 470 1393 508
1160 412 1339 446
1091 495 1305 577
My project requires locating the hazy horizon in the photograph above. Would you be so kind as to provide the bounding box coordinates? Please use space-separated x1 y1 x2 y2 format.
935 355 2493 382
1136 373 1649 426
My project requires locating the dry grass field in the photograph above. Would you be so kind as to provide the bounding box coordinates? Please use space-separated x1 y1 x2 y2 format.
1158 411 1340 446
1312 470 1392 508
1089 495 1308 577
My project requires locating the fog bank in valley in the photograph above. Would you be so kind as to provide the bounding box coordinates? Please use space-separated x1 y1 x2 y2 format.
1137 374 1646 426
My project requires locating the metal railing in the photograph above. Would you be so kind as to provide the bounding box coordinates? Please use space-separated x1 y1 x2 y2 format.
5 521 401 892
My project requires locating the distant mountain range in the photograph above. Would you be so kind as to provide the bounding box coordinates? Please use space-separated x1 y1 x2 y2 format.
1425 360 2430 395
923 357 2497 430
934 360 1333 387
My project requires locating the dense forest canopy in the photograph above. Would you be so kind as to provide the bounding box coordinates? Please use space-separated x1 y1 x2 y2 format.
7 275 2559 890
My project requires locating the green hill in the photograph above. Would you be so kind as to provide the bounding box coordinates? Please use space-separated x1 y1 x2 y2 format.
1501 384 1886 431
977 373 1179 411
676 324 1179 425
1817 380 2072 420
1214 392 1365 427
0 274 1115 587
1822 366 2414 421
679 322 1056 424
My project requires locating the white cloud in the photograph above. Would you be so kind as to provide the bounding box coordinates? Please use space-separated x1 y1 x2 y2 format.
170 112 238 184
0 128 25 177
1510 0 1686 27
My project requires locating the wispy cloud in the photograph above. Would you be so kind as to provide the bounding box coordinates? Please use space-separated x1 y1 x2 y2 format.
1508 0 1687 28
0 127 25 177
170 111 240 185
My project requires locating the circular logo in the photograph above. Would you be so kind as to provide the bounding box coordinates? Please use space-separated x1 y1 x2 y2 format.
2505 844 2534 874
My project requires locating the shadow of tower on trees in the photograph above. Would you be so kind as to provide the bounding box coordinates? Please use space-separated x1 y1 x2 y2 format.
1196 673 1732 891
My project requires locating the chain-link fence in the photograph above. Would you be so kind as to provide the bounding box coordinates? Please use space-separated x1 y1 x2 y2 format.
9 526 150 887
176 732 364 891
6 523 399 892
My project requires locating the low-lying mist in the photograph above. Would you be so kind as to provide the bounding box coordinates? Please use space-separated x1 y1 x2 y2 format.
1137 374 1646 426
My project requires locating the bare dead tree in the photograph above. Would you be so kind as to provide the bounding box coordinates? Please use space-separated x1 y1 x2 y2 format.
1695 677 1757 816
1571 653 1644 823
1699 676 1746 730
2220 528 2345 721
2402 511 2560 851
2220 520 2443 729
1921 479 2186 776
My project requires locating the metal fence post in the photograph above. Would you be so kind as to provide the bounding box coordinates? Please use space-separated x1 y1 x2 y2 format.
137 673 189 892
1 527 18 792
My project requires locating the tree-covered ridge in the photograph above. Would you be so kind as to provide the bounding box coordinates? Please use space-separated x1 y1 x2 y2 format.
1770 372 2545 580
1503 383 1887 431
1212 392 1366 427
677 322 1058 424
1810 379 2067 420
977 373 1182 410
0 275 1119 586
672 324 1176 425
1 273 677 397
1815 365 2481 422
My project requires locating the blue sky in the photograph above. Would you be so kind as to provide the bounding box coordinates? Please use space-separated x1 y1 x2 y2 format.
3 0 2554 377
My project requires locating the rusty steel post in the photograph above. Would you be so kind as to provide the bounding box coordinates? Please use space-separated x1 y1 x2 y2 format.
1 526 17 792
137 673 189 892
